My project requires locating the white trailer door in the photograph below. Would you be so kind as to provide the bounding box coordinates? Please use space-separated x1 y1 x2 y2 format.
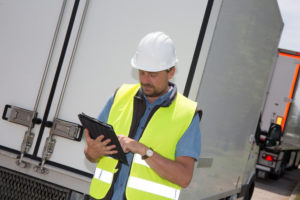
0 0 95 194
0 0 68 156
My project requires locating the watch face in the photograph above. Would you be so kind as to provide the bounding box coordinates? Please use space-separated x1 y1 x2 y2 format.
146 149 153 157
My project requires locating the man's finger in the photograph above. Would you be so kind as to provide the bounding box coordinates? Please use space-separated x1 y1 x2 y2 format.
119 141 129 153
95 134 104 142
106 144 116 150
118 135 125 140
106 149 118 155
102 138 111 146
85 129 91 141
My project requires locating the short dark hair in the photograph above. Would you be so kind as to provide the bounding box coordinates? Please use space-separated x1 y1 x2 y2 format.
166 66 175 72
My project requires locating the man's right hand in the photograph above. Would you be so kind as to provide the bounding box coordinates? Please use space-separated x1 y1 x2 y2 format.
84 129 118 163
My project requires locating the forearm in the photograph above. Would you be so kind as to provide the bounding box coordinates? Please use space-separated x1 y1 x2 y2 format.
145 152 195 188
118 135 195 187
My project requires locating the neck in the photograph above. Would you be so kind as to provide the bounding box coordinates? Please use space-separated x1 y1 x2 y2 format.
146 96 158 104
146 86 170 104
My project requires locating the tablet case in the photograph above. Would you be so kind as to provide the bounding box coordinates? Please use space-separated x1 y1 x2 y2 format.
78 113 128 165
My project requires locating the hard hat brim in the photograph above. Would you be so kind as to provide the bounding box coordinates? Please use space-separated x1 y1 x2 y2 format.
131 57 178 72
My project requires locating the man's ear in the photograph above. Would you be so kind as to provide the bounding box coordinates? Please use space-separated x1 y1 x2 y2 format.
168 67 176 80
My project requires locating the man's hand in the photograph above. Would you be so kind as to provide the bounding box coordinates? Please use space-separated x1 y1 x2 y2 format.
118 135 147 155
84 129 118 163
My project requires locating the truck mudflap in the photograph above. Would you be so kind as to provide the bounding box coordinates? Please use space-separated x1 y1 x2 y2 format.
0 166 88 200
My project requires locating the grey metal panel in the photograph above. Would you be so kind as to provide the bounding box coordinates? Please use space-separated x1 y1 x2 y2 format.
181 0 283 199
188 0 223 101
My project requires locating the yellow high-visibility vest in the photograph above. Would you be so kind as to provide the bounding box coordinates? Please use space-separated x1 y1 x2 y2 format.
90 84 197 200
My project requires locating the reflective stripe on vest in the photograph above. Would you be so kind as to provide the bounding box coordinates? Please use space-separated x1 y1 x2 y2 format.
127 176 180 200
133 154 150 168
89 156 119 199
130 154 180 199
94 168 114 184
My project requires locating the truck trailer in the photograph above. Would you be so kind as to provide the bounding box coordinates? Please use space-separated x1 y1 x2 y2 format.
0 0 283 199
256 48 300 179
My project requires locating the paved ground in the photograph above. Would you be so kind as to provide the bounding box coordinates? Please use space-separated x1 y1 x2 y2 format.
252 167 300 200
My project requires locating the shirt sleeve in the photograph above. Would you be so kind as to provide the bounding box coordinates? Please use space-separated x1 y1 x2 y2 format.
175 114 201 160
97 95 114 123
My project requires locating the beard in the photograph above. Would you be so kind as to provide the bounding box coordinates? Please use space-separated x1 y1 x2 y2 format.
141 83 168 98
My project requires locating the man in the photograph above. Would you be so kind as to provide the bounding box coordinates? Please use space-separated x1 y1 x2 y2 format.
84 32 201 200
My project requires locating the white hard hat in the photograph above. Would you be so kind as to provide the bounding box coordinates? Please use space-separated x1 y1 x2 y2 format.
131 32 178 72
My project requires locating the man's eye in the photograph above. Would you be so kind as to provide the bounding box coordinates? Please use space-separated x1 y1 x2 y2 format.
150 73 158 78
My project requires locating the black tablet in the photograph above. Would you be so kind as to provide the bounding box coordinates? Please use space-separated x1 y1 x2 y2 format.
78 113 128 165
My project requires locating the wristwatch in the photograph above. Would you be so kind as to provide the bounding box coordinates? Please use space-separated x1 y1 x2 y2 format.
142 148 153 160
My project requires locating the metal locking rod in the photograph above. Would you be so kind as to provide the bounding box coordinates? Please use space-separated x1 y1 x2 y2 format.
55 0 90 118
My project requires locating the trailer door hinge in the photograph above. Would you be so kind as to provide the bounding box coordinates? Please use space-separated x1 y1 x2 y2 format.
21 131 35 153
2 104 41 127
50 118 83 141
34 137 56 174
42 137 56 160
